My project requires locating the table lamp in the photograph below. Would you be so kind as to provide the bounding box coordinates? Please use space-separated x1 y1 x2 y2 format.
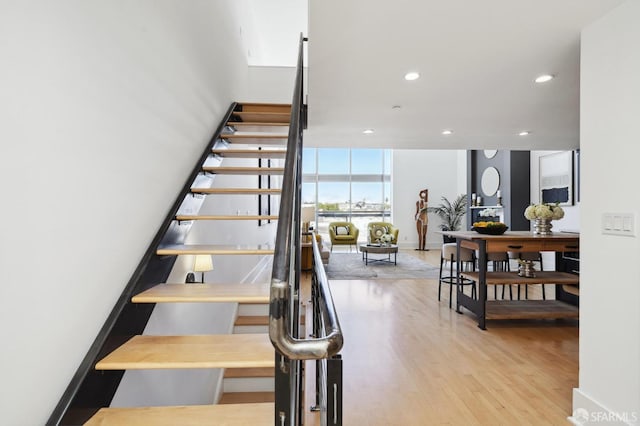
301 206 316 242
301 206 316 231
193 255 213 283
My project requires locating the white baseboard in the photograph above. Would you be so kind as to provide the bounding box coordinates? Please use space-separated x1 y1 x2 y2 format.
569 388 638 425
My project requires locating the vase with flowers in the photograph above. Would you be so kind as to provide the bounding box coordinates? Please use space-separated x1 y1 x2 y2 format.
379 233 393 246
524 203 565 235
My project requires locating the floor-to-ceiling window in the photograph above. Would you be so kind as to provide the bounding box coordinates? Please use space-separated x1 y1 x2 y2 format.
302 148 392 241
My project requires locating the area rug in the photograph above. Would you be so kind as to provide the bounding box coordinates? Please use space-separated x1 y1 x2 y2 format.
325 252 440 280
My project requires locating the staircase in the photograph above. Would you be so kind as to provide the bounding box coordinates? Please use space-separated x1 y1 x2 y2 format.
50 35 342 426
81 102 290 425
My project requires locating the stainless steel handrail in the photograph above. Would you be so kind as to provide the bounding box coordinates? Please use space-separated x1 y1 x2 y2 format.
311 234 343 343
269 34 343 360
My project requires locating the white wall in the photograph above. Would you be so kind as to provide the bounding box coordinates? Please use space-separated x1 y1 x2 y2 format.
456 150 468 196
0 1 249 423
247 66 297 103
575 1 640 423
393 150 464 249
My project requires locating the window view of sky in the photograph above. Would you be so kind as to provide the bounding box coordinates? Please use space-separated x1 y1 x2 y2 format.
302 148 391 206
303 148 392 236
318 148 349 174
304 148 390 175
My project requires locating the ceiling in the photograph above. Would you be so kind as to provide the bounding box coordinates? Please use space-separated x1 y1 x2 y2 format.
243 0 627 151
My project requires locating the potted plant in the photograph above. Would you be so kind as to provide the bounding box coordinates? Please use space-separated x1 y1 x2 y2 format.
427 194 467 243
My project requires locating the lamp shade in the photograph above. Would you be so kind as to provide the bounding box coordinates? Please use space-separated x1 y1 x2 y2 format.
193 255 213 272
301 206 316 223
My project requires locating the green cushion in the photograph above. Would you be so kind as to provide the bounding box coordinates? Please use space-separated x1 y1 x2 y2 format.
334 235 355 241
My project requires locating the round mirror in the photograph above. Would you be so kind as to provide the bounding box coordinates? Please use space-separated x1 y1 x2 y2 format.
481 167 500 196
484 149 498 159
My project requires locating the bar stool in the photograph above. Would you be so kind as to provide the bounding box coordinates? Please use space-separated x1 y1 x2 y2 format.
487 252 512 300
439 243 476 308
473 250 512 299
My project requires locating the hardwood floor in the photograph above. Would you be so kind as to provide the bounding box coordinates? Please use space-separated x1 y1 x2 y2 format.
304 248 578 425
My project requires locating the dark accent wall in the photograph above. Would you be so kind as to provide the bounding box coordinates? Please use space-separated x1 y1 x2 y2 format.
467 150 530 231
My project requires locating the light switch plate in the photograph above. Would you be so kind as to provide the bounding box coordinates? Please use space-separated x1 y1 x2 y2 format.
602 212 636 237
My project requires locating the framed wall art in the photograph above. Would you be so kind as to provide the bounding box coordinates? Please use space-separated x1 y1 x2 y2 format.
539 151 573 206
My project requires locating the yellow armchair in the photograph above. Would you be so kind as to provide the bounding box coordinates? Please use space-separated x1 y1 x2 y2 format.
368 222 399 244
328 222 360 252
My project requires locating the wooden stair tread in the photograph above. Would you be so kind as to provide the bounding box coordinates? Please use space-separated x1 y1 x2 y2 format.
236 102 291 111
460 271 579 285
176 215 279 221
485 300 579 320
202 166 284 175
235 315 304 326
219 392 275 405
191 188 281 195
235 315 269 326
132 283 270 304
221 133 288 139
227 122 289 128
157 244 274 256
211 148 286 158
221 135 287 145
229 112 290 124
95 334 274 370
85 402 273 425
224 367 274 378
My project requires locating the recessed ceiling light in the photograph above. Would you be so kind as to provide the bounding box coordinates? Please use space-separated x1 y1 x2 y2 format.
363 129 375 134
534 74 554 83
392 105 402 110
519 131 531 136
442 130 453 135
404 72 420 81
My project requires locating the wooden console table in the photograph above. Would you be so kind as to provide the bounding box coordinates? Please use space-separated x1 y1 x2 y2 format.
444 231 579 329
301 241 313 270
301 233 314 271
